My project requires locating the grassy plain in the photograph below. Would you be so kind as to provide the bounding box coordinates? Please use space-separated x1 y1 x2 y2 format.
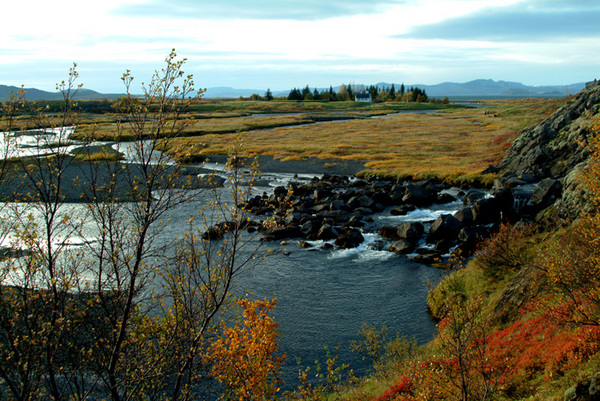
6 97 568 184
164 97 567 184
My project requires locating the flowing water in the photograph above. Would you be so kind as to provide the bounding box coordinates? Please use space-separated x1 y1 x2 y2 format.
0 126 457 389
199 169 458 387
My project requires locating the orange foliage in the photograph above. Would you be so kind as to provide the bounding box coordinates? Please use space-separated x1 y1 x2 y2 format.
208 298 284 400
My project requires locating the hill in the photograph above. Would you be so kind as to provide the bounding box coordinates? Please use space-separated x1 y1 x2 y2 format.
2 79 588 101
0 85 123 101
415 79 585 98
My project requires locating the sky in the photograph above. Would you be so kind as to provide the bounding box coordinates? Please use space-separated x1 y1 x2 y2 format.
2 0 599 93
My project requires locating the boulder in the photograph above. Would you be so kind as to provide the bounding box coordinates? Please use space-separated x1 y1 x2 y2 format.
347 196 362 210
378 226 401 240
454 207 474 225
312 204 329 213
390 240 415 254
317 224 339 240
390 204 416 216
353 207 374 215
300 220 319 238
347 215 365 227
273 186 288 197
357 195 376 209
284 212 304 226
472 198 502 225
202 221 232 240
462 190 486 206
366 240 386 251
334 228 365 249
402 183 434 206
437 192 457 204
490 187 515 211
330 199 347 211
435 239 455 254
429 214 463 242
458 225 490 244
530 178 563 208
314 188 332 203
389 185 406 203
458 226 491 255
264 226 301 241
413 250 442 265
397 222 425 243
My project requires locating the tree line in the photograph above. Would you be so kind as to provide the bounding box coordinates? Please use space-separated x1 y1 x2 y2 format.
285 83 435 103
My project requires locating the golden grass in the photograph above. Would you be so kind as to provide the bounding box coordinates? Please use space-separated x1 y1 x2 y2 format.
76 114 313 141
166 106 549 182
6 97 567 184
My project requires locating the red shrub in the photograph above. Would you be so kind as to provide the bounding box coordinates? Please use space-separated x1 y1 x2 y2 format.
373 375 414 401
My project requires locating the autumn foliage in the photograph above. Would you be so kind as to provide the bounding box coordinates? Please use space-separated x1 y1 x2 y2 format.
208 298 284 400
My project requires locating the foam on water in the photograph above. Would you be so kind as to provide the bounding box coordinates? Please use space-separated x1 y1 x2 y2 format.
327 233 395 262
0 126 78 158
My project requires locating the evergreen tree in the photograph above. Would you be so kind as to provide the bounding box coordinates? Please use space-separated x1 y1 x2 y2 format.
368 85 378 101
411 87 428 102
265 88 273 101
287 87 302 101
301 85 312 99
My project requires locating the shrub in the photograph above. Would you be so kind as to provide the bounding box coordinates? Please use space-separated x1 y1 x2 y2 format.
474 223 536 281
373 376 414 401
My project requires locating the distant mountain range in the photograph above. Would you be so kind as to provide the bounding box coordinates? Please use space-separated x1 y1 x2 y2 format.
0 85 124 101
208 79 587 99
1 79 589 101
412 79 586 98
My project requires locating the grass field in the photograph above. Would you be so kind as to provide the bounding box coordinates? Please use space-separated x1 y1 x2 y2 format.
4 97 569 184
164 97 568 184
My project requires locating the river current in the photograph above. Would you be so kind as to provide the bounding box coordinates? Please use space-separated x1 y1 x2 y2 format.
0 126 457 389
194 167 457 387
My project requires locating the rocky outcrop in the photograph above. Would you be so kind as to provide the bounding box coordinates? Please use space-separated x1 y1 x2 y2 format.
495 81 600 224
498 82 600 179
564 371 600 400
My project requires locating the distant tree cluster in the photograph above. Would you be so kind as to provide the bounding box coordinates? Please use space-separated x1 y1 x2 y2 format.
238 88 275 101
286 83 434 103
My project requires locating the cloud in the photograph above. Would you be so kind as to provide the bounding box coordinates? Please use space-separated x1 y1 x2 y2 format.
396 0 600 41
114 0 405 20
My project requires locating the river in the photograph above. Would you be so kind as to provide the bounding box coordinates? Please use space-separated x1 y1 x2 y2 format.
0 125 455 390
192 167 457 387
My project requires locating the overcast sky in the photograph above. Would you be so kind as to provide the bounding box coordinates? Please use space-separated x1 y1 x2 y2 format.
2 0 599 93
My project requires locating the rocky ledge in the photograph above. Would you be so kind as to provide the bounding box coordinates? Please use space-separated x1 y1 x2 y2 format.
493 80 600 224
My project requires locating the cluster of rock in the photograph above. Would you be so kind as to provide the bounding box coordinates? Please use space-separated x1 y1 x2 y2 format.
236 173 522 265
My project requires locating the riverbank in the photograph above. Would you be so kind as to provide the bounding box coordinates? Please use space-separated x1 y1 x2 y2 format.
200 154 369 176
